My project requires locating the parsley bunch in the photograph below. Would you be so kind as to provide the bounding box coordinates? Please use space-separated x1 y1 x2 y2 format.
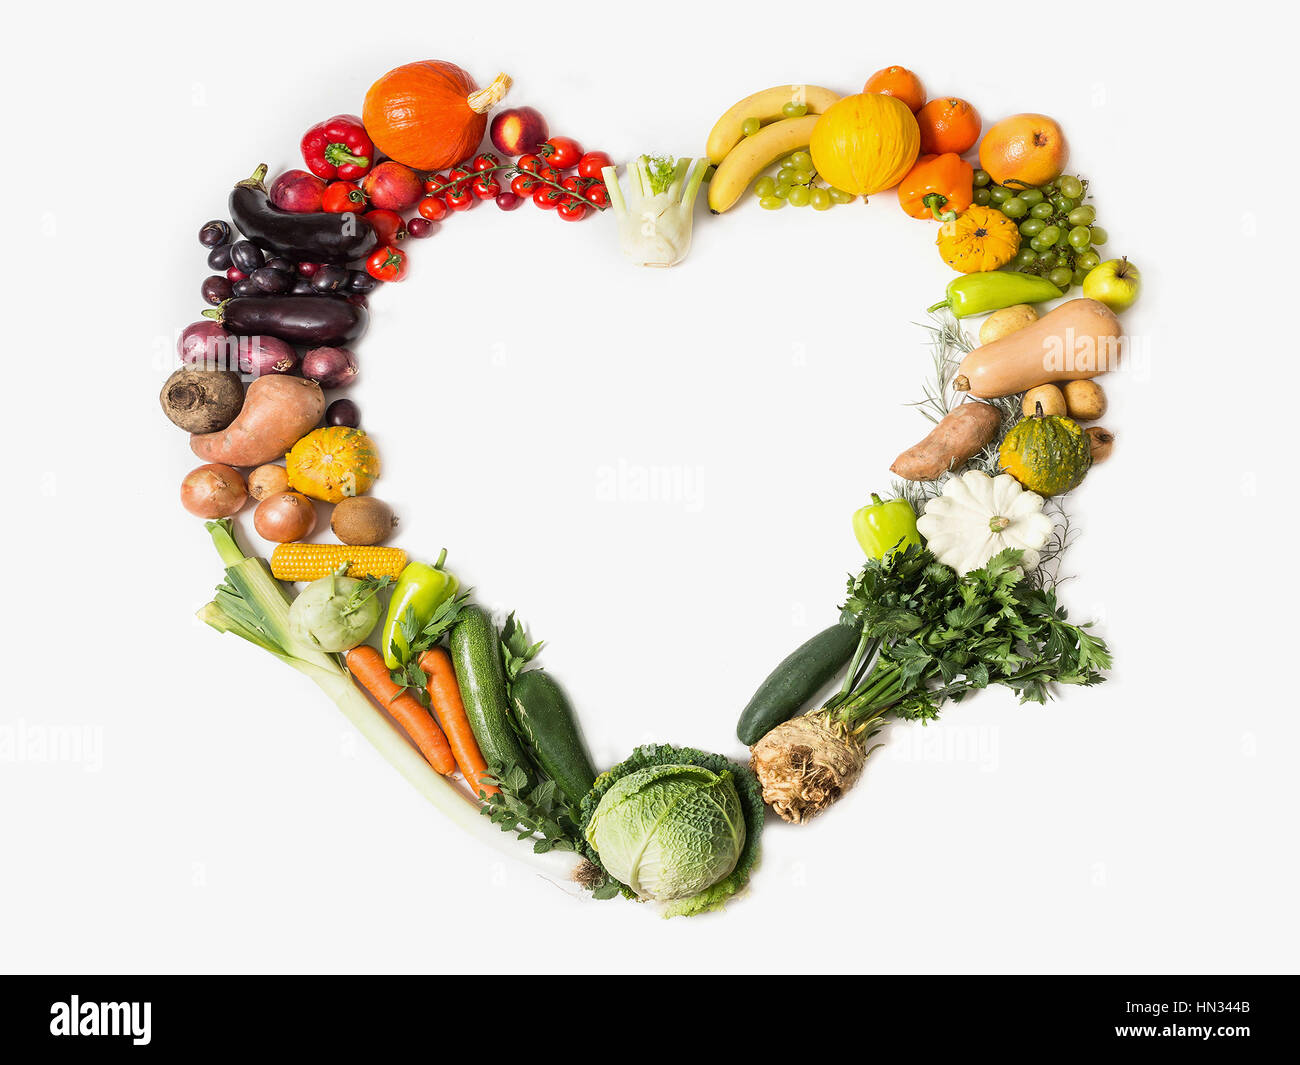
832 545 1111 724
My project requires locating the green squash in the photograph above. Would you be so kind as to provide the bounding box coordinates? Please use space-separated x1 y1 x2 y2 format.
998 403 1092 496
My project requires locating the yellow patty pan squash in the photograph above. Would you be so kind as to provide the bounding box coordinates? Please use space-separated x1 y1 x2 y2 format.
286 426 380 503
936 205 1020 273
809 92 920 197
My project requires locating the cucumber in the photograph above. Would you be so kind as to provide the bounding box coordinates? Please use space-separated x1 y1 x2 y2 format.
449 606 530 775
510 670 598 808
735 619 862 745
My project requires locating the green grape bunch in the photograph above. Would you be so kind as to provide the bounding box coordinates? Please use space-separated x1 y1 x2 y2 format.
973 169 1108 291
752 150 856 211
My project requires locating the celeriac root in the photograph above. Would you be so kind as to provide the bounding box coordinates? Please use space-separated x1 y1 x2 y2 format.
750 712 874 824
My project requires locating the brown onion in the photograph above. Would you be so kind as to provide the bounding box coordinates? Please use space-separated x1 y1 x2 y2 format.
247 464 290 501
240 335 299 378
181 463 247 518
254 491 317 542
301 346 359 389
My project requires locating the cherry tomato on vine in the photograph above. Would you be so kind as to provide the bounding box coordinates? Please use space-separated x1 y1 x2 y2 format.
540 136 583 169
584 181 610 207
536 164 561 185
471 175 501 199
322 181 367 213
511 173 541 196
561 175 585 194
365 245 408 282
425 173 450 195
517 154 544 174
472 152 501 172
363 209 406 245
417 195 448 221
533 186 565 210
557 197 588 221
445 183 475 210
577 151 612 180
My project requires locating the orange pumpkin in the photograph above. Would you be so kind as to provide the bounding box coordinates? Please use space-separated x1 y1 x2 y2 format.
363 61 512 172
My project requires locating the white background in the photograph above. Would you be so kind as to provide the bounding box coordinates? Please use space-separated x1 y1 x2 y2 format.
2 2 1295 974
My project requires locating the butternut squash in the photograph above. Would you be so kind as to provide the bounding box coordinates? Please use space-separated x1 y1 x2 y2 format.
954 298 1123 399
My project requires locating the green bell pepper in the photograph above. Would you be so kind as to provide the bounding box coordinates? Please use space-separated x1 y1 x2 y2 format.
927 271 1062 318
381 549 460 669
853 494 921 561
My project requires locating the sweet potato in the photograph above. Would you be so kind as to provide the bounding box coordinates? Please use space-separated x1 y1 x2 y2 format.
890 402 1002 481
190 375 324 468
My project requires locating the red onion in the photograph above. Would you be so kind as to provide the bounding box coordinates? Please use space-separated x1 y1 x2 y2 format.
181 464 247 518
301 346 359 389
178 321 240 370
254 491 317 543
239 336 298 377
270 169 327 213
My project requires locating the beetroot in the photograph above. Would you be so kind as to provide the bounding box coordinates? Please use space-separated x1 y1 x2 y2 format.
269 169 327 213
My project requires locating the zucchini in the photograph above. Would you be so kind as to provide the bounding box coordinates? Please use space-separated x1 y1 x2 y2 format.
510 670 598 808
449 606 530 775
735 618 862 745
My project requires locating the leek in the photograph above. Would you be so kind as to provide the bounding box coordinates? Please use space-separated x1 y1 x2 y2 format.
602 155 707 268
197 519 578 879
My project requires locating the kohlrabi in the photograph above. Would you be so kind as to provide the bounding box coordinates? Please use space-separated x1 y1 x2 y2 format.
288 571 384 653
602 156 707 268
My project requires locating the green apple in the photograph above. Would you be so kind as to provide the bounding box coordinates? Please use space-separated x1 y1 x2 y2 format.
1082 257 1141 311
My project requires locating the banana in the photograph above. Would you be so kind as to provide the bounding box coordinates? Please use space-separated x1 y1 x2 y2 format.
707 115 821 214
705 84 840 165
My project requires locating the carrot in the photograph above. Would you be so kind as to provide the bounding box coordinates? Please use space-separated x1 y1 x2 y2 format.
345 645 456 776
418 647 497 798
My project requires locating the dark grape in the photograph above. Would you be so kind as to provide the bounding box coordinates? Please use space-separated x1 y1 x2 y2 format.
297 262 321 277
229 240 265 274
407 217 435 238
201 275 233 305
199 220 231 248
265 256 295 274
325 398 360 428
207 244 234 271
289 277 315 296
231 279 259 297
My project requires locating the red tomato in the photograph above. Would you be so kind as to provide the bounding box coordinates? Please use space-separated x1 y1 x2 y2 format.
557 197 588 221
472 152 501 172
584 181 610 207
541 136 583 169
536 164 561 185
417 196 448 221
424 173 450 195
561 175 584 194
471 175 500 199
533 186 565 210
577 151 613 180
322 181 366 213
363 209 406 245
365 245 408 282
517 154 544 174
445 183 475 210
511 173 541 196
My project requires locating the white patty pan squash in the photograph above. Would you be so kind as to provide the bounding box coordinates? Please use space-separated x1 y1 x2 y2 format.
917 470 1054 574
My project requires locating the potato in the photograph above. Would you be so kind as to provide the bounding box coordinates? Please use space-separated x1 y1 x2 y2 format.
891 402 1003 481
978 304 1038 346
1022 384 1067 418
160 368 244 433
1086 426 1115 464
1063 379 1107 421
190 376 324 468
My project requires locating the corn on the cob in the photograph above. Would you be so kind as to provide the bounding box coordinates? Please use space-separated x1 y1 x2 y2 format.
270 542 408 582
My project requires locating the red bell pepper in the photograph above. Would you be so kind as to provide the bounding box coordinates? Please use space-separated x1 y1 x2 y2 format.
301 114 374 181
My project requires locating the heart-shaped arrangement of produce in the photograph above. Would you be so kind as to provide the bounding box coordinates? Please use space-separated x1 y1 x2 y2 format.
161 59 1136 918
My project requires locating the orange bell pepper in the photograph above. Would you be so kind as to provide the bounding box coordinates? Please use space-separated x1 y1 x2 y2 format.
897 153 974 221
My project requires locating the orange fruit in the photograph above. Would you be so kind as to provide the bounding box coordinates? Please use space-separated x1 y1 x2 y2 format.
979 113 1069 188
863 66 926 114
916 97 981 155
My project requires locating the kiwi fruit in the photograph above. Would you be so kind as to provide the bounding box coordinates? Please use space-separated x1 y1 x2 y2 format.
331 497 396 545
